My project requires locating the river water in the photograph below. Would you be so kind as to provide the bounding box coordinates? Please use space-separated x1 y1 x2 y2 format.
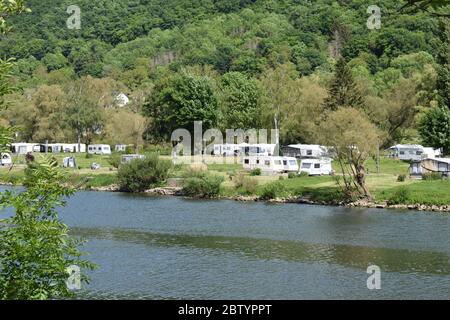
2 190 450 299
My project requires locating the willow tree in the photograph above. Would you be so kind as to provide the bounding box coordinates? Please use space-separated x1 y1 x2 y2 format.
317 107 380 200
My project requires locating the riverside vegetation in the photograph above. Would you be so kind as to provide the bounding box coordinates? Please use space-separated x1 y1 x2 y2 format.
1 153 449 210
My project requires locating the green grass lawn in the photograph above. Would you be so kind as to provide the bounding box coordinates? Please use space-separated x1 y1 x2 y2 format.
1 155 448 206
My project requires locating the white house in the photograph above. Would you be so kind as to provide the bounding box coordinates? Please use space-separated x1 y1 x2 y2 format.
388 144 441 161
242 156 285 174
282 144 330 159
299 158 333 176
88 144 112 155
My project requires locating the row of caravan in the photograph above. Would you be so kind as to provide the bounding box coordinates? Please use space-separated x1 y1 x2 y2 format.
242 156 333 175
10 143 113 155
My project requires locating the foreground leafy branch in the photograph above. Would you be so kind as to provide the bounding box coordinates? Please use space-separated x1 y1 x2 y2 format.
0 157 95 300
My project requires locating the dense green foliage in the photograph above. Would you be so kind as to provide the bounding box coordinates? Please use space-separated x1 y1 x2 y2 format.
182 171 224 198
0 157 94 299
117 154 172 192
0 0 448 154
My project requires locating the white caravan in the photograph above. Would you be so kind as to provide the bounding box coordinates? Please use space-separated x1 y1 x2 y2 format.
213 144 241 157
88 144 112 155
121 154 145 164
243 156 285 174
299 158 333 176
11 143 39 154
282 157 299 172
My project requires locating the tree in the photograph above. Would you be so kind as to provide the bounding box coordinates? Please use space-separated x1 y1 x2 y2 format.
434 19 450 108
400 1 450 17
0 157 95 299
219 72 262 130
419 106 450 155
62 76 123 145
143 71 218 142
317 107 380 200
323 58 364 112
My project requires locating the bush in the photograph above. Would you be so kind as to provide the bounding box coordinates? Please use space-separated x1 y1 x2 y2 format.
397 174 406 182
107 153 122 169
260 181 286 200
388 186 411 205
422 172 442 181
250 168 261 176
298 171 309 177
288 172 298 179
85 153 93 159
234 173 258 195
117 154 172 192
182 172 224 198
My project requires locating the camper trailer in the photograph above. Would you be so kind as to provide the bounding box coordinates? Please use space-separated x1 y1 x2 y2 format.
0 153 12 167
410 158 450 179
282 144 329 159
88 144 111 155
242 156 285 174
282 157 299 172
39 143 86 153
213 144 241 157
299 158 333 176
115 144 128 152
11 143 39 155
239 144 277 157
388 144 440 161
121 154 145 164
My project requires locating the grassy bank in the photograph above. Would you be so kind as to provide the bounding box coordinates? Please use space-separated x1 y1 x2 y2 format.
1 155 448 207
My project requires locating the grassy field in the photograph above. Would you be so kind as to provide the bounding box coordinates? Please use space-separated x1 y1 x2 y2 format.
0 154 448 206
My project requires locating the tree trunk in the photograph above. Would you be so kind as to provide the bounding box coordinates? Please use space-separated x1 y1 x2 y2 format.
356 164 372 200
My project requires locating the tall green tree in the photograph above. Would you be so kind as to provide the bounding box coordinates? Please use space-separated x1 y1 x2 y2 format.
143 71 218 141
419 106 450 155
323 58 364 112
219 72 262 130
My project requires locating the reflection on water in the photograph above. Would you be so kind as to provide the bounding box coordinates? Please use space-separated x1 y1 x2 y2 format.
2 188 449 299
72 227 450 276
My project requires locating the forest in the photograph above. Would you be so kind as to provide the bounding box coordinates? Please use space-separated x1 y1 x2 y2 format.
0 0 449 152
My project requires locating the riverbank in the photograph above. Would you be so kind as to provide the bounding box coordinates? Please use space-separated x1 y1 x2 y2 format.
1 156 449 212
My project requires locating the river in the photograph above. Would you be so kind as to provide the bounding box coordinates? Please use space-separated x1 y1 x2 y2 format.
2 190 450 299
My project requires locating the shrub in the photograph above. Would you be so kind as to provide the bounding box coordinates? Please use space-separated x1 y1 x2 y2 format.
117 153 172 192
388 186 411 205
288 172 298 179
234 173 258 195
107 153 122 169
298 171 309 177
422 172 442 181
85 153 93 159
397 174 406 182
182 172 224 198
250 168 261 176
260 181 286 200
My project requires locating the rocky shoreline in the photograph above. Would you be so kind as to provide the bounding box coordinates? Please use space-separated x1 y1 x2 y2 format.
86 185 450 213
